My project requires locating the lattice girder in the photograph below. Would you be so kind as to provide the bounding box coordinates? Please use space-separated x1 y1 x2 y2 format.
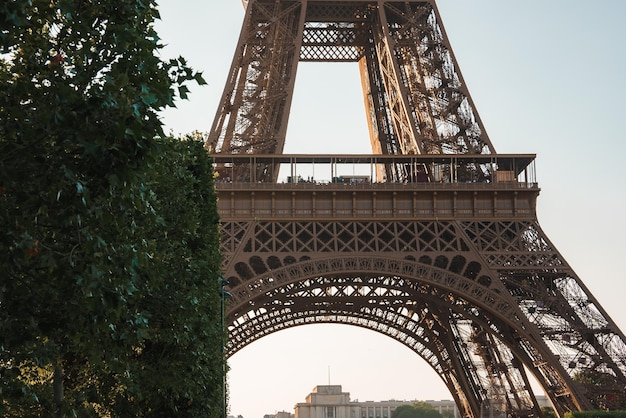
375 2 492 155
461 220 626 392
211 0 626 414
209 0 305 182
219 208 626 412
221 215 626 383
224 262 566 417
209 1 495 183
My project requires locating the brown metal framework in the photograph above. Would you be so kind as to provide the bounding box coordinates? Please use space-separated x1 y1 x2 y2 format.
208 1 626 417
208 0 494 182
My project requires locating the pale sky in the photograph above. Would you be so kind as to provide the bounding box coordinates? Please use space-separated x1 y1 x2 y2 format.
155 1 626 417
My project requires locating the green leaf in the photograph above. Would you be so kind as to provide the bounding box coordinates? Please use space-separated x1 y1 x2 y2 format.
178 85 190 100
194 72 207 85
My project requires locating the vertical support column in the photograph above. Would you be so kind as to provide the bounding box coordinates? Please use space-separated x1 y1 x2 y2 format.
208 0 307 181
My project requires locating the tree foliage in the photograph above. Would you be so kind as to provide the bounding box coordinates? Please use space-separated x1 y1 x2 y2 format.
392 402 443 418
0 1 222 416
541 406 557 418
565 412 626 418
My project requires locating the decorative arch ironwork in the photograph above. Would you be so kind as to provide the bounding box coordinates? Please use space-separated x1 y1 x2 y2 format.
225 256 570 418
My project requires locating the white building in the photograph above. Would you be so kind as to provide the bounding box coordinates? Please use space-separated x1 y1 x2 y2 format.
285 384 552 418
294 385 460 418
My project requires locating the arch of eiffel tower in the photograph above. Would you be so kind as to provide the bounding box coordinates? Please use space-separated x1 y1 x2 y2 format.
206 1 626 416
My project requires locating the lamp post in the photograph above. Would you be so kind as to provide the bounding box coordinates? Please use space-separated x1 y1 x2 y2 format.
219 277 231 418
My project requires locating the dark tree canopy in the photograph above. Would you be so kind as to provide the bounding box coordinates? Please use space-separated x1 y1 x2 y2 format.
392 402 444 418
0 1 222 417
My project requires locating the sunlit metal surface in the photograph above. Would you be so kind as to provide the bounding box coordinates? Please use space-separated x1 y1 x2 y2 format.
209 1 626 416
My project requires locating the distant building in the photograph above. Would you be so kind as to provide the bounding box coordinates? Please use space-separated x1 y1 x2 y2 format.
293 385 552 418
294 385 460 418
265 411 296 418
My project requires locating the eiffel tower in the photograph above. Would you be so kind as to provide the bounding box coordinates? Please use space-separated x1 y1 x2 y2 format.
206 1 626 416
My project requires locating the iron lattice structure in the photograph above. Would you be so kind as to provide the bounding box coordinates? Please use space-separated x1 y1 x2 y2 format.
208 1 626 417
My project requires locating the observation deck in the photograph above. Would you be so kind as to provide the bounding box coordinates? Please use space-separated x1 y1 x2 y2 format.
213 154 539 222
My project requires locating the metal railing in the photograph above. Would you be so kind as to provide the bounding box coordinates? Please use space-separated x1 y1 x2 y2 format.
212 153 538 187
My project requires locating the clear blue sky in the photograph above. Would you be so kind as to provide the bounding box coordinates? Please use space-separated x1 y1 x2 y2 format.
155 1 626 417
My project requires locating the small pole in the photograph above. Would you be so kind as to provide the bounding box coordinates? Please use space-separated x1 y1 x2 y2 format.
219 277 231 418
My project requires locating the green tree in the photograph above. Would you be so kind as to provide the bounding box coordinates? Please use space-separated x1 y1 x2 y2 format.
0 1 222 416
392 402 444 418
541 406 557 418
127 136 224 417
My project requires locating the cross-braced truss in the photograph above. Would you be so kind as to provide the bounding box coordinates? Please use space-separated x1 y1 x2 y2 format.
209 1 626 417
218 204 626 416
208 1 493 183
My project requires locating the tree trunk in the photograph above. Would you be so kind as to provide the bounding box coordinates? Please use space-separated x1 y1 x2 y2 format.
53 361 64 418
